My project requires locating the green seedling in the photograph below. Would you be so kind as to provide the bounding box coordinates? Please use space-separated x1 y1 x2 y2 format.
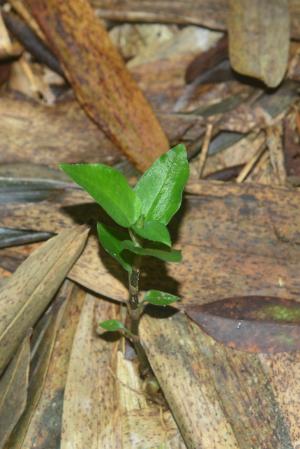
60 144 189 377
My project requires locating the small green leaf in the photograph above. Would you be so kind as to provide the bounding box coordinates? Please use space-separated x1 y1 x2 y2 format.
97 223 133 272
122 240 182 263
144 290 180 306
134 144 189 225
60 163 141 227
133 220 171 246
99 319 125 332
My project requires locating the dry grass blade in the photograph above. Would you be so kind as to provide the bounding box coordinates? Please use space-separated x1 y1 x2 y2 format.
62 294 186 449
6 282 86 449
24 0 169 171
0 336 30 449
0 225 89 375
140 313 293 449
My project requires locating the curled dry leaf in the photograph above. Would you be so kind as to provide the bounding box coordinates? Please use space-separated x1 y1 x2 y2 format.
186 296 300 353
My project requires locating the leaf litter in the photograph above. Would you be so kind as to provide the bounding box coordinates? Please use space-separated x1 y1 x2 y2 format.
1 1 300 448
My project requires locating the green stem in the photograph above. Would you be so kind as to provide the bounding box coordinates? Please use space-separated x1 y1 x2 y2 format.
127 230 152 377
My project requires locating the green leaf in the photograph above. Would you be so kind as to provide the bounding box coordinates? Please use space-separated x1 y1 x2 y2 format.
97 223 133 273
122 240 182 263
99 319 125 332
134 144 189 225
60 163 141 227
133 220 171 246
144 290 180 306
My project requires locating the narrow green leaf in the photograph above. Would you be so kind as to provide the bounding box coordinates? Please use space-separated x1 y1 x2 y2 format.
99 319 125 332
122 240 182 263
144 290 180 306
133 220 171 246
97 223 133 273
60 164 141 227
134 144 189 225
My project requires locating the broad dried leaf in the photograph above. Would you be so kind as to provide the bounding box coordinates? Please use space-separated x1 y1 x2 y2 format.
228 0 290 87
6 282 86 449
0 225 88 375
24 0 169 171
0 336 30 449
140 312 292 449
186 296 300 353
0 95 122 168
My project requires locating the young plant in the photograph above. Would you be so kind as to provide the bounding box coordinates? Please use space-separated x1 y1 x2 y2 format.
60 144 189 376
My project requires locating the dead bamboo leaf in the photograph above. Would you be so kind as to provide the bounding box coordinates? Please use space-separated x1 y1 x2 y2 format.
6 282 86 449
186 296 300 353
24 0 169 171
140 313 293 449
0 336 30 449
228 0 290 87
0 225 88 375
62 294 186 449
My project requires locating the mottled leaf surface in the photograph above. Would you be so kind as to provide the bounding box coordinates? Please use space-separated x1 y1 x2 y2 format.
186 296 300 353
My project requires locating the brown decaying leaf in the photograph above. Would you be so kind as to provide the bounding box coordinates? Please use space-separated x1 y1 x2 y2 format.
186 296 300 353
0 336 30 449
6 282 86 449
283 111 300 183
61 294 186 449
91 0 300 40
0 94 123 168
0 181 300 310
24 0 169 171
140 312 292 449
0 225 88 376
0 94 204 168
228 0 290 88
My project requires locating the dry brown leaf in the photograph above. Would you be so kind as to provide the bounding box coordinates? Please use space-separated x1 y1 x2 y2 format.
228 0 290 87
0 336 30 449
24 0 169 171
0 225 88 375
140 313 293 449
0 94 123 168
62 293 186 449
6 282 86 449
1 182 300 310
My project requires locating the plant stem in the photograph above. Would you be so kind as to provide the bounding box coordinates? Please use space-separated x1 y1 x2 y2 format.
128 231 152 377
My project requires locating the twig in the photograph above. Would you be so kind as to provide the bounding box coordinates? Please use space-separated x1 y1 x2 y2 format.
197 122 213 178
236 141 266 183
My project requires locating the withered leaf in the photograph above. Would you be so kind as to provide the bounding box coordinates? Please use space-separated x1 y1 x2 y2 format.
0 225 88 375
0 335 30 449
141 312 292 449
228 0 290 87
186 296 300 353
24 0 169 171
6 281 85 449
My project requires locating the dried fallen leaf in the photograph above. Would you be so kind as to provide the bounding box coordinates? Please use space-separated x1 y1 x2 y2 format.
186 296 300 353
228 0 290 87
0 336 30 449
62 293 186 449
24 0 169 170
6 281 86 449
0 225 88 375
141 312 292 449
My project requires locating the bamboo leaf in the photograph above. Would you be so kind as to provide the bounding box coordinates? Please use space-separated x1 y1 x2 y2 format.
0 335 30 449
0 225 88 376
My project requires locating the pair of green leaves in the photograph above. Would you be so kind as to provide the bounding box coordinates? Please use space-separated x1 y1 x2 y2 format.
61 144 189 272
100 290 180 333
